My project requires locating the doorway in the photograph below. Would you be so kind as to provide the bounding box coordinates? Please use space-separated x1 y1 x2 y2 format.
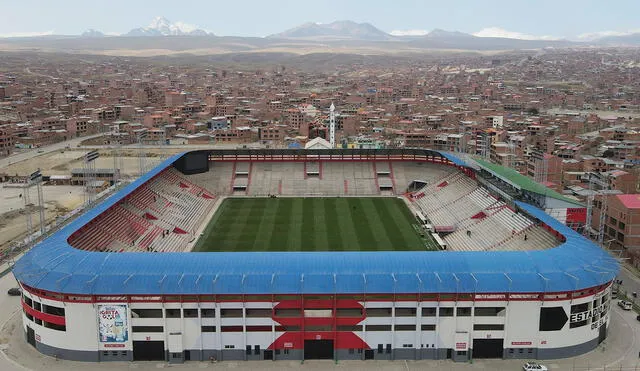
133 341 165 361
304 340 334 359
472 339 504 359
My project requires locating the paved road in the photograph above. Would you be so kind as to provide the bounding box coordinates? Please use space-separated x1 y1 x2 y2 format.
618 265 640 303
0 134 105 169
547 108 640 119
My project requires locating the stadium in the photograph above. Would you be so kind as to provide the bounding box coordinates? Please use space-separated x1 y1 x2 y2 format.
12 148 619 363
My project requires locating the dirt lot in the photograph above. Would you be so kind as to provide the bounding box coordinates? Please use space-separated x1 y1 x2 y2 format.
0 149 170 178
0 147 179 253
0 185 84 251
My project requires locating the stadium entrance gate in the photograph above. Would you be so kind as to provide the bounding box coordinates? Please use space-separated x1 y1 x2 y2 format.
26 326 35 348
472 339 504 359
599 324 607 344
304 340 334 359
133 341 165 361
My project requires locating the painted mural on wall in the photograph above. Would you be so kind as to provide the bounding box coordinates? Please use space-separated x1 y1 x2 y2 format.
98 304 128 343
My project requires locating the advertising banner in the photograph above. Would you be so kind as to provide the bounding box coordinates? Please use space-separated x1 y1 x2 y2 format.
98 305 128 343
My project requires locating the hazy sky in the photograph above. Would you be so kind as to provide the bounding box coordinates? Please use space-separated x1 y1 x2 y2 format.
2 0 639 40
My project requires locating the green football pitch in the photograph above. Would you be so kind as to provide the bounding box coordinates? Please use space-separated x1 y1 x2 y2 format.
193 197 439 252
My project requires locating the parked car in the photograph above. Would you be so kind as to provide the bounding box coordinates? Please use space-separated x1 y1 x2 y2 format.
618 300 633 310
523 362 548 371
7 287 21 296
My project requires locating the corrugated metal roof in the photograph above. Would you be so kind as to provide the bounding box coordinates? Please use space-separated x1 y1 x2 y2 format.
12 151 618 296
475 158 584 206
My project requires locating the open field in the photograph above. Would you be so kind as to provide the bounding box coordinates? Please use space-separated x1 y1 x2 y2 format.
0 185 84 250
194 197 438 252
0 149 169 177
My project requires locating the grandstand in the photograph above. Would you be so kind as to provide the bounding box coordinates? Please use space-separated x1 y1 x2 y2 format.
13 149 618 364
68 167 217 253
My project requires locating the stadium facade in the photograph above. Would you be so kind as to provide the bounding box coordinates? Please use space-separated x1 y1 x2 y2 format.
12 149 619 363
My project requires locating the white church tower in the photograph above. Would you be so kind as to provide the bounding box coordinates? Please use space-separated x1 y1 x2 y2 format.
329 102 336 148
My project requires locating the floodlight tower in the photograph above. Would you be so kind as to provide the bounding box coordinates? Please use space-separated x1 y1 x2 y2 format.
329 102 336 148
23 178 33 243
84 150 99 207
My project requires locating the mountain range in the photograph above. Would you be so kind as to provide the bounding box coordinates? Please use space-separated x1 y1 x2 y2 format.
74 18 640 47
1 18 638 56
81 17 212 37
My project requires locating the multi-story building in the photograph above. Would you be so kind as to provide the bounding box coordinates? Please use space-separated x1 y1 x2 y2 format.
0 124 15 157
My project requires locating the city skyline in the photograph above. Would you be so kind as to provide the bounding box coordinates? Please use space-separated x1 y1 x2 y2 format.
1 0 639 40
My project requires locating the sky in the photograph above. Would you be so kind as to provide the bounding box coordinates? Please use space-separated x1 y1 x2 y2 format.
1 0 639 40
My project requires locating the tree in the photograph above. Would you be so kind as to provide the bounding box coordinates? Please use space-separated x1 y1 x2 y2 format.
526 107 539 115
602 149 615 158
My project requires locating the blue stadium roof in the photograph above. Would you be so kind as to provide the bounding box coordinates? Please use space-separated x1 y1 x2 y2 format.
12 151 619 296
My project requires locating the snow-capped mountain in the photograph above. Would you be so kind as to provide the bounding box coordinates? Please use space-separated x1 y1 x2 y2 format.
125 16 211 36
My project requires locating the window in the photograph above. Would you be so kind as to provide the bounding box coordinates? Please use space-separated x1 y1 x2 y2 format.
457 307 471 317
348 348 354 354
473 324 504 331
201 308 215 318
42 304 65 316
43 322 66 331
337 325 363 331
221 309 243 318
24 311 34 322
386 344 391 354
246 345 252 355
377 344 383 354
254 345 260 355
246 326 272 332
165 309 181 318
221 326 243 332
402 344 413 348
336 308 362 317
283 349 290 355
201 326 216 332
183 309 198 318
274 309 301 317
422 307 436 317
474 307 506 317
224 345 235 349
439 307 454 317
367 308 392 317
619 221 625 230
305 325 332 331
275 326 300 332
245 309 271 318
33 302 42 311
421 324 436 331
395 325 416 331
366 325 392 332
132 326 164 332
395 308 417 317
132 309 163 318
